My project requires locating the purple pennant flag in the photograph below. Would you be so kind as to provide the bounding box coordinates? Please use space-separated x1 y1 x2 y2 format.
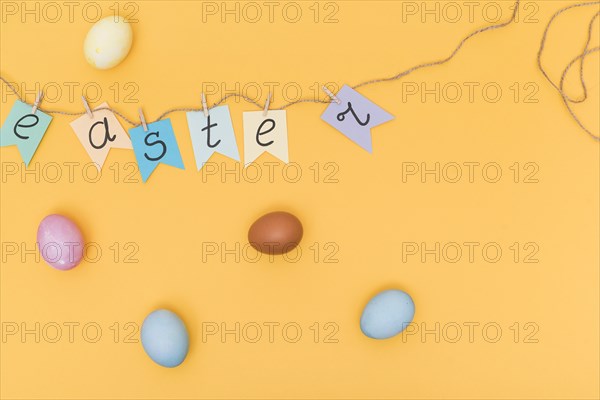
321 85 394 152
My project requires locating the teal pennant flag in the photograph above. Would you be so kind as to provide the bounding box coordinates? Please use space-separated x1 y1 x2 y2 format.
1 100 53 166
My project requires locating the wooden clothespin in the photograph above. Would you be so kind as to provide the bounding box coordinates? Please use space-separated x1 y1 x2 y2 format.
202 92 209 117
263 92 271 117
82 96 93 118
32 90 43 114
322 86 341 105
138 108 148 131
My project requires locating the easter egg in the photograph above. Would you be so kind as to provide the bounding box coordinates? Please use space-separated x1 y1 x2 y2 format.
360 289 415 340
248 211 303 255
37 214 84 271
84 16 132 69
141 309 189 368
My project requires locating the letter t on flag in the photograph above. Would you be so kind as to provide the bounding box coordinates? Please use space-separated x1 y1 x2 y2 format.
186 105 240 170
321 85 394 152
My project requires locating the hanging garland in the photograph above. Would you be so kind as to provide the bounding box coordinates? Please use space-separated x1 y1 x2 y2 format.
1 0 598 183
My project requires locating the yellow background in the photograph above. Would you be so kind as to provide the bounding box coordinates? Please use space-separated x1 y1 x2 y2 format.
1 1 599 399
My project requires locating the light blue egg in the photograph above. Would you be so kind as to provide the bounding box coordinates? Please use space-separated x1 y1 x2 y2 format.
360 289 415 340
141 309 189 367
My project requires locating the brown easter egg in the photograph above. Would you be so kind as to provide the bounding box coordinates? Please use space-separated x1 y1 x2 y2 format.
248 211 303 255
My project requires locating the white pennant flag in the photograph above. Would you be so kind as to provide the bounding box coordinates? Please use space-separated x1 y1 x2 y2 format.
243 110 288 166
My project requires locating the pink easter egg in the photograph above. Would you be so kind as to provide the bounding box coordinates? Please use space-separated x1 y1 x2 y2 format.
37 214 84 271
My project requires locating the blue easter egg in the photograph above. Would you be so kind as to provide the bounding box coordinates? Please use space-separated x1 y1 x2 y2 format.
141 309 189 367
360 289 415 340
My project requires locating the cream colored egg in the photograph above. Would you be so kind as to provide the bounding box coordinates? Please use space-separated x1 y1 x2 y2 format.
84 16 132 70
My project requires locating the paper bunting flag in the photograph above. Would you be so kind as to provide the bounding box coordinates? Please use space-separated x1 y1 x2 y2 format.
243 110 288 166
321 85 394 152
70 102 132 170
186 105 240 170
129 118 184 182
0 100 52 166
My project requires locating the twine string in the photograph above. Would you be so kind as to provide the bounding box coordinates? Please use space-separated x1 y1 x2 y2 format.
557 46 600 139
1 0 599 139
537 1 600 140
561 12 599 104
